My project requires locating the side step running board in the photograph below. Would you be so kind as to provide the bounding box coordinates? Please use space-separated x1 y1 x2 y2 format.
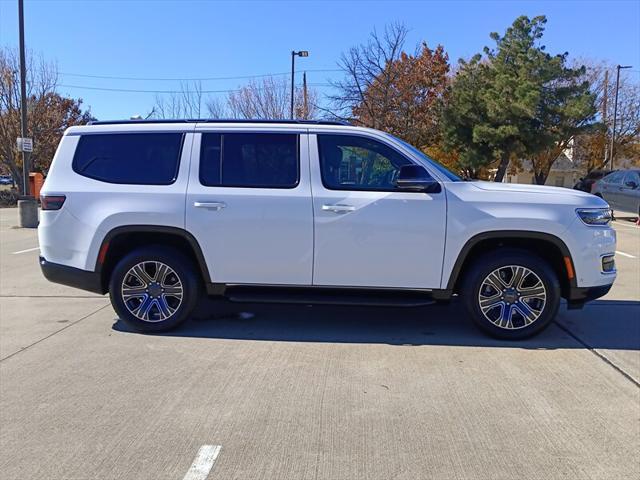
224 286 437 307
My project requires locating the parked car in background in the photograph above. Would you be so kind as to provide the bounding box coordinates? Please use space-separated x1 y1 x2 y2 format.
592 169 640 217
573 169 613 193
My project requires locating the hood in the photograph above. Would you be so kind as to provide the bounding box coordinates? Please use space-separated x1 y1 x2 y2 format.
471 181 594 198
463 180 611 209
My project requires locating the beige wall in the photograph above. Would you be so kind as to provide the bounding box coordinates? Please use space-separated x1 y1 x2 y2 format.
505 171 579 188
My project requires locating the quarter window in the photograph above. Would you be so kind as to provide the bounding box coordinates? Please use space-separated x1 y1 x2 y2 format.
73 133 184 185
318 134 412 191
200 133 299 188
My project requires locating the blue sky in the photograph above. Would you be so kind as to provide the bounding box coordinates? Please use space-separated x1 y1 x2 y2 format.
1 0 639 120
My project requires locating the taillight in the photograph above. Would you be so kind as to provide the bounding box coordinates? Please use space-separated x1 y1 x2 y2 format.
40 195 66 211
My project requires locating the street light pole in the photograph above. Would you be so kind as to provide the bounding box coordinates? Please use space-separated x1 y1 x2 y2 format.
609 64 632 170
18 0 30 196
290 50 308 119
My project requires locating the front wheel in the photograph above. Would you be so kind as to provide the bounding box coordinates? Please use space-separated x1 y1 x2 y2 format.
461 249 561 340
109 246 200 332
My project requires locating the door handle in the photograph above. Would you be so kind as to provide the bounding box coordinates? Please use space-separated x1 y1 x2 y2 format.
194 201 226 210
322 204 355 213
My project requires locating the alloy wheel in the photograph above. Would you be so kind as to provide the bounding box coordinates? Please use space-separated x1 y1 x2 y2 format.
120 261 183 322
477 265 547 330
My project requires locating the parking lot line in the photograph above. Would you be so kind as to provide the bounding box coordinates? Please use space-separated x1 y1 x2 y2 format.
612 220 639 230
182 445 222 480
616 250 637 259
11 246 40 255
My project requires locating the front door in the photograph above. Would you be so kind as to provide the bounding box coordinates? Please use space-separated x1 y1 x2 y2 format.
309 133 447 289
186 130 313 285
619 171 640 213
599 171 625 209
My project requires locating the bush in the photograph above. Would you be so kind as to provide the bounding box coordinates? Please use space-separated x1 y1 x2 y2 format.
0 188 19 207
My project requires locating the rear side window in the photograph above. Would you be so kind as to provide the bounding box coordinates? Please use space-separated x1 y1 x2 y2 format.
73 133 184 185
200 133 299 188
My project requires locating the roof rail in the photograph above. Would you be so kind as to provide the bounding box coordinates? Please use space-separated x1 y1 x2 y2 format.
87 119 350 126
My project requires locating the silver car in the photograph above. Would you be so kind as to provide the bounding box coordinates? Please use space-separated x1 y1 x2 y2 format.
593 169 640 217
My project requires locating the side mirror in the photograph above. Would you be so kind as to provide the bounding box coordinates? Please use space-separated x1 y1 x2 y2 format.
395 165 441 193
624 180 638 189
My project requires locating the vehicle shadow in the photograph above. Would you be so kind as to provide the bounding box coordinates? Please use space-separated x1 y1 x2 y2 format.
112 298 640 351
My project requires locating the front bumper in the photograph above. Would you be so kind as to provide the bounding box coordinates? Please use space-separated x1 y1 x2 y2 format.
566 284 612 309
39 256 105 295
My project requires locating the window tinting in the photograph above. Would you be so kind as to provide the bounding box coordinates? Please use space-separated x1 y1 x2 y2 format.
73 133 183 185
200 133 299 188
318 134 412 191
199 133 222 186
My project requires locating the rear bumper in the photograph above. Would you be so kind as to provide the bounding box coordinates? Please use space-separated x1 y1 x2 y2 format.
566 284 612 309
39 256 105 295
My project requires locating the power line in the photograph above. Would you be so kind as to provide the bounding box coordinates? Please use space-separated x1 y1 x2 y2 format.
58 68 342 81
58 83 334 94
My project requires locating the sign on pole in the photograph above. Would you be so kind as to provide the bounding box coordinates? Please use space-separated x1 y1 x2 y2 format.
16 137 33 152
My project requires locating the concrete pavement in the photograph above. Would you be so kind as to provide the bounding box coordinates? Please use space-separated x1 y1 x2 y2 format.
0 207 638 480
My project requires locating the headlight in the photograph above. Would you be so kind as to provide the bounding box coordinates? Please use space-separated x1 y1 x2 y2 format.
576 208 612 226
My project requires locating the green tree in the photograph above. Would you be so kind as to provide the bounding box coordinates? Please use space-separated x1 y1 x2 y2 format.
443 15 597 182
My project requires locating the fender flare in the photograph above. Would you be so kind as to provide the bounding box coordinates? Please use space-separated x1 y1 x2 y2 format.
445 230 576 291
96 225 212 284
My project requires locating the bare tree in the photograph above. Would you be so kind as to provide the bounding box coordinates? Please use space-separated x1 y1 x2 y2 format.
205 97 227 119
153 81 204 119
574 60 640 170
328 23 409 124
227 76 317 119
1 48 92 191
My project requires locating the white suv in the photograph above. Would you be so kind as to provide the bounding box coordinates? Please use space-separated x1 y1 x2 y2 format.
39 120 616 339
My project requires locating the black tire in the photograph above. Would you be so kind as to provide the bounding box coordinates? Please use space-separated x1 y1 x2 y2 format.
460 248 561 340
109 246 201 332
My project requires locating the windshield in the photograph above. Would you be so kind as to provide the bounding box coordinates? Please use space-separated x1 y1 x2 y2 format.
388 135 462 182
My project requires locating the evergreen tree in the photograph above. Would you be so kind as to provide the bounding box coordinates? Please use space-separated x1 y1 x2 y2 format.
443 16 596 182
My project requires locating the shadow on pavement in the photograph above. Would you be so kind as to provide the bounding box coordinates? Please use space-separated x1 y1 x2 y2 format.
113 298 640 351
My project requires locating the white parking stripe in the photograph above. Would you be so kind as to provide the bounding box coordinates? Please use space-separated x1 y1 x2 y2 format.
616 250 637 259
11 247 40 255
613 221 639 230
182 445 222 480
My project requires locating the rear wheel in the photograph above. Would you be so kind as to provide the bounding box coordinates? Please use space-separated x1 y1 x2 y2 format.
461 249 561 339
109 246 200 332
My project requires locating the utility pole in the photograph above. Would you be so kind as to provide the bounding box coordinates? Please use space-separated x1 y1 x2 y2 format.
290 50 308 119
609 64 632 170
602 70 608 167
17 0 38 228
302 72 308 120
18 0 30 196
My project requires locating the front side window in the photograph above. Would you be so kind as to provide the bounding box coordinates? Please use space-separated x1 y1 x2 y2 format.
604 171 624 184
318 134 412 191
73 133 183 185
623 171 640 187
200 133 299 188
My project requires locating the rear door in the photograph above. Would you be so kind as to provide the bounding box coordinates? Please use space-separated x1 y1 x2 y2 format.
309 132 447 289
186 128 313 285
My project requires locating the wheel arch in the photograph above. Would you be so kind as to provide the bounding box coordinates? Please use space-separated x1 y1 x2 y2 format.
96 225 211 293
446 231 576 299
